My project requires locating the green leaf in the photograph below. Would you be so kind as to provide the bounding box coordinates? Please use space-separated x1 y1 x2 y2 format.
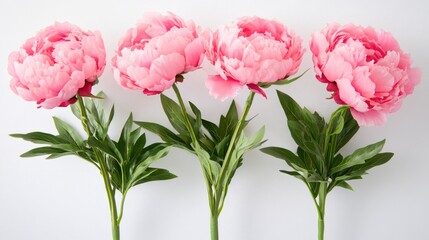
202 119 220 142
139 143 171 168
276 90 304 122
87 137 122 162
335 109 359 152
331 139 386 174
194 145 221 183
347 152 394 173
189 102 202 135
53 117 83 145
131 168 177 186
160 94 188 135
10 132 66 145
117 114 134 159
218 101 238 139
259 69 309 88
260 146 306 171
20 147 67 158
288 121 324 160
328 107 347 136
280 170 306 182
135 121 187 147
336 181 354 191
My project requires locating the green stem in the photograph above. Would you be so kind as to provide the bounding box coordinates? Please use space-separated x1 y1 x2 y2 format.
172 84 219 239
77 96 120 240
210 211 219 240
117 190 128 224
215 91 255 212
317 182 327 240
172 84 198 143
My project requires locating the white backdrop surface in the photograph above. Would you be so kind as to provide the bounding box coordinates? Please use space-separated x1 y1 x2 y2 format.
0 0 428 239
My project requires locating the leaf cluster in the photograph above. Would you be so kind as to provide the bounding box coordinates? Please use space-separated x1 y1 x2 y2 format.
11 94 176 194
261 91 393 197
136 94 265 187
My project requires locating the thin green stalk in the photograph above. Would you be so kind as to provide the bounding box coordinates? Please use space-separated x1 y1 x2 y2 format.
215 91 255 211
317 182 327 240
172 84 198 143
210 210 219 240
77 96 120 240
117 189 129 224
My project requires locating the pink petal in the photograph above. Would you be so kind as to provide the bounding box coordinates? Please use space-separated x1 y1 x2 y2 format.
370 66 394 92
150 53 185 80
323 53 353 82
206 75 242 101
351 108 387 126
351 66 375 98
404 67 421 94
184 37 204 70
336 78 368 112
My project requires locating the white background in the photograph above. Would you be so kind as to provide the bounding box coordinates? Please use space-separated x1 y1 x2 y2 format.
0 0 428 239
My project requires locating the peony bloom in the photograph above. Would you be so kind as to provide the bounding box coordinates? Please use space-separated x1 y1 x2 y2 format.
8 22 106 109
112 12 204 95
204 16 304 100
310 23 421 126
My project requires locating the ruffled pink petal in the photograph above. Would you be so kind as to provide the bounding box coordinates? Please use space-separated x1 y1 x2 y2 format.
351 108 387 126
336 78 368 112
206 75 242 101
150 53 185 80
370 66 394 93
184 37 204 70
323 53 353 82
404 68 421 94
351 66 375 98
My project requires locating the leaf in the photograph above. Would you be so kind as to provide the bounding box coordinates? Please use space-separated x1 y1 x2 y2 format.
219 101 238 139
328 107 347 136
10 132 66 145
189 102 202 135
288 120 324 160
53 117 83 145
160 94 188 135
117 114 134 159
20 147 67 158
260 146 306 171
347 152 394 174
87 137 122 162
331 139 386 174
194 145 221 184
131 168 177 186
138 143 171 168
276 90 304 122
280 170 306 182
259 69 309 88
335 181 354 191
335 109 359 152
135 121 187 147
202 119 220 142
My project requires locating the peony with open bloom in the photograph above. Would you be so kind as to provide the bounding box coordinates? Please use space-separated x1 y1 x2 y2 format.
112 12 205 95
310 23 421 126
8 22 106 109
204 16 304 100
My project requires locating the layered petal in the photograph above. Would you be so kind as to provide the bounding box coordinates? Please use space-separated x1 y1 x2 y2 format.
112 12 204 95
204 16 304 100
8 22 105 108
310 23 420 126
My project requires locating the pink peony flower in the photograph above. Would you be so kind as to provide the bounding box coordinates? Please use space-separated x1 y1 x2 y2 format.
8 22 106 109
310 23 421 126
204 16 304 100
112 12 204 95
